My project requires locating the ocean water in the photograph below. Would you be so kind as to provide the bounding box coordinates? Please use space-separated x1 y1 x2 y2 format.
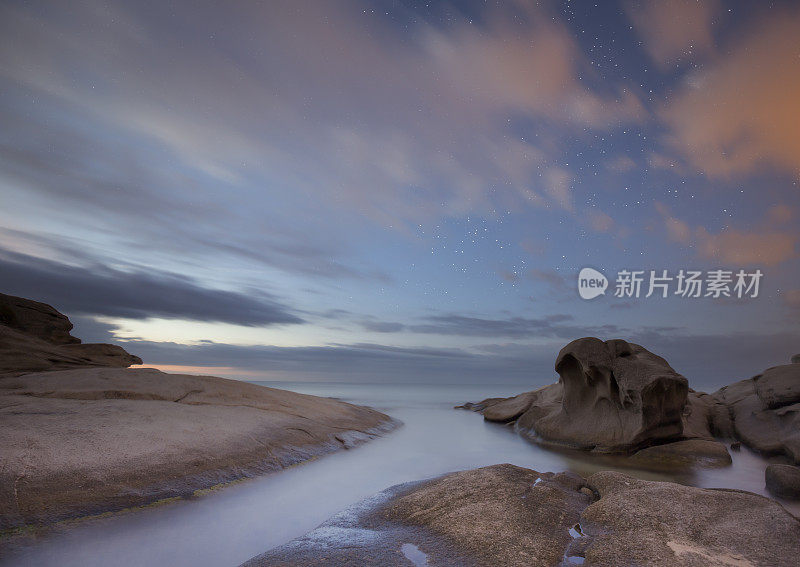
2 381 797 567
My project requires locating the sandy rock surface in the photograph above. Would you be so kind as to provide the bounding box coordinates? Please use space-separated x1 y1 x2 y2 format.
0 367 395 529
244 463 800 567
765 464 800 500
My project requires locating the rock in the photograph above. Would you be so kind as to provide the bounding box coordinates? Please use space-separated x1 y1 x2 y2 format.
470 338 690 453
630 439 732 468
711 364 800 463
462 339 800 466
245 464 593 567
0 293 142 376
584 471 800 566
244 464 800 567
765 464 800 500
755 364 800 409
0 292 80 344
481 391 537 422
0 367 397 530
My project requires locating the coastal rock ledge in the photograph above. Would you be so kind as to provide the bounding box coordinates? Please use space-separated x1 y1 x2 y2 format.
0 294 397 531
244 463 800 567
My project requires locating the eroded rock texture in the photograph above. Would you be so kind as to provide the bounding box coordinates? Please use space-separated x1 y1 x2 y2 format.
711 362 800 463
244 464 800 567
471 338 690 453
0 292 141 376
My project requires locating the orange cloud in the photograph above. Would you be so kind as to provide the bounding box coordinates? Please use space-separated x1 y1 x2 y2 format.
656 203 797 266
659 7 800 179
588 210 615 233
626 0 719 68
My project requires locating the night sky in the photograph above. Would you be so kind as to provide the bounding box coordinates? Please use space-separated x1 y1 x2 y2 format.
1 0 798 388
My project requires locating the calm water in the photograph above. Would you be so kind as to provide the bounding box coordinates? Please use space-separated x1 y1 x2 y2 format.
2 382 797 567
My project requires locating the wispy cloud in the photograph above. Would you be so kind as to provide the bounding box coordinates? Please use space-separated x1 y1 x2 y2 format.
0 248 303 326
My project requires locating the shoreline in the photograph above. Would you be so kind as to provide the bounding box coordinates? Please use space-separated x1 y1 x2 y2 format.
0 367 400 534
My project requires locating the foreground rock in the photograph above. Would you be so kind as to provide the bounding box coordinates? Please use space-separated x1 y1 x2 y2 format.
463 338 696 455
766 464 800 500
0 293 397 531
244 464 800 566
0 367 396 530
0 292 141 376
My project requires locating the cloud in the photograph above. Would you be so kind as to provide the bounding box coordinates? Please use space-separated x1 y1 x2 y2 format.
626 0 719 68
655 202 797 266
606 155 637 173
0 248 303 326
655 203 692 244
408 313 619 339
658 6 800 179
588 210 616 233
784 289 800 309
529 269 569 289
693 228 796 267
361 320 406 333
0 0 644 238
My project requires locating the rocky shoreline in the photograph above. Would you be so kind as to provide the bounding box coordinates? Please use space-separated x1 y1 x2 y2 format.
4 295 800 566
0 294 398 533
244 463 800 566
458 337 800 497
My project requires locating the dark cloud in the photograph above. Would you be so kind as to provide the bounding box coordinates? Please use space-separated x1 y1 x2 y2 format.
408 313 617 339
361 320 406 333
0 249 302 326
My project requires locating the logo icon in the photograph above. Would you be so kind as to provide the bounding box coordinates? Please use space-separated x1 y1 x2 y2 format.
578 267 608 300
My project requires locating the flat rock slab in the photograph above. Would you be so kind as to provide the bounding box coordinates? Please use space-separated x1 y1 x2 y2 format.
244 464 800 567
629 439 732 468
0 367 396 530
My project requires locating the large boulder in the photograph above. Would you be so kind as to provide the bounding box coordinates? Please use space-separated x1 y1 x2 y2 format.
765 464 800 500
0 293 141 376
710 362 800 463
470 338 690 453
0 292 80 344
244 464 800 567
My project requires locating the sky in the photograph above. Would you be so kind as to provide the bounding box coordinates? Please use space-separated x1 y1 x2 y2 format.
1 0 798 390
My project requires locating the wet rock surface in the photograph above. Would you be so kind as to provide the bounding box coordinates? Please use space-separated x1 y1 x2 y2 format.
244 464 800 567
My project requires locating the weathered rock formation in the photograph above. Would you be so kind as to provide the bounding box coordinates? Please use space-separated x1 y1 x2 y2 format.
461 338 800 466
0 292 141 376
464 338 694 454
244 463 800 566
